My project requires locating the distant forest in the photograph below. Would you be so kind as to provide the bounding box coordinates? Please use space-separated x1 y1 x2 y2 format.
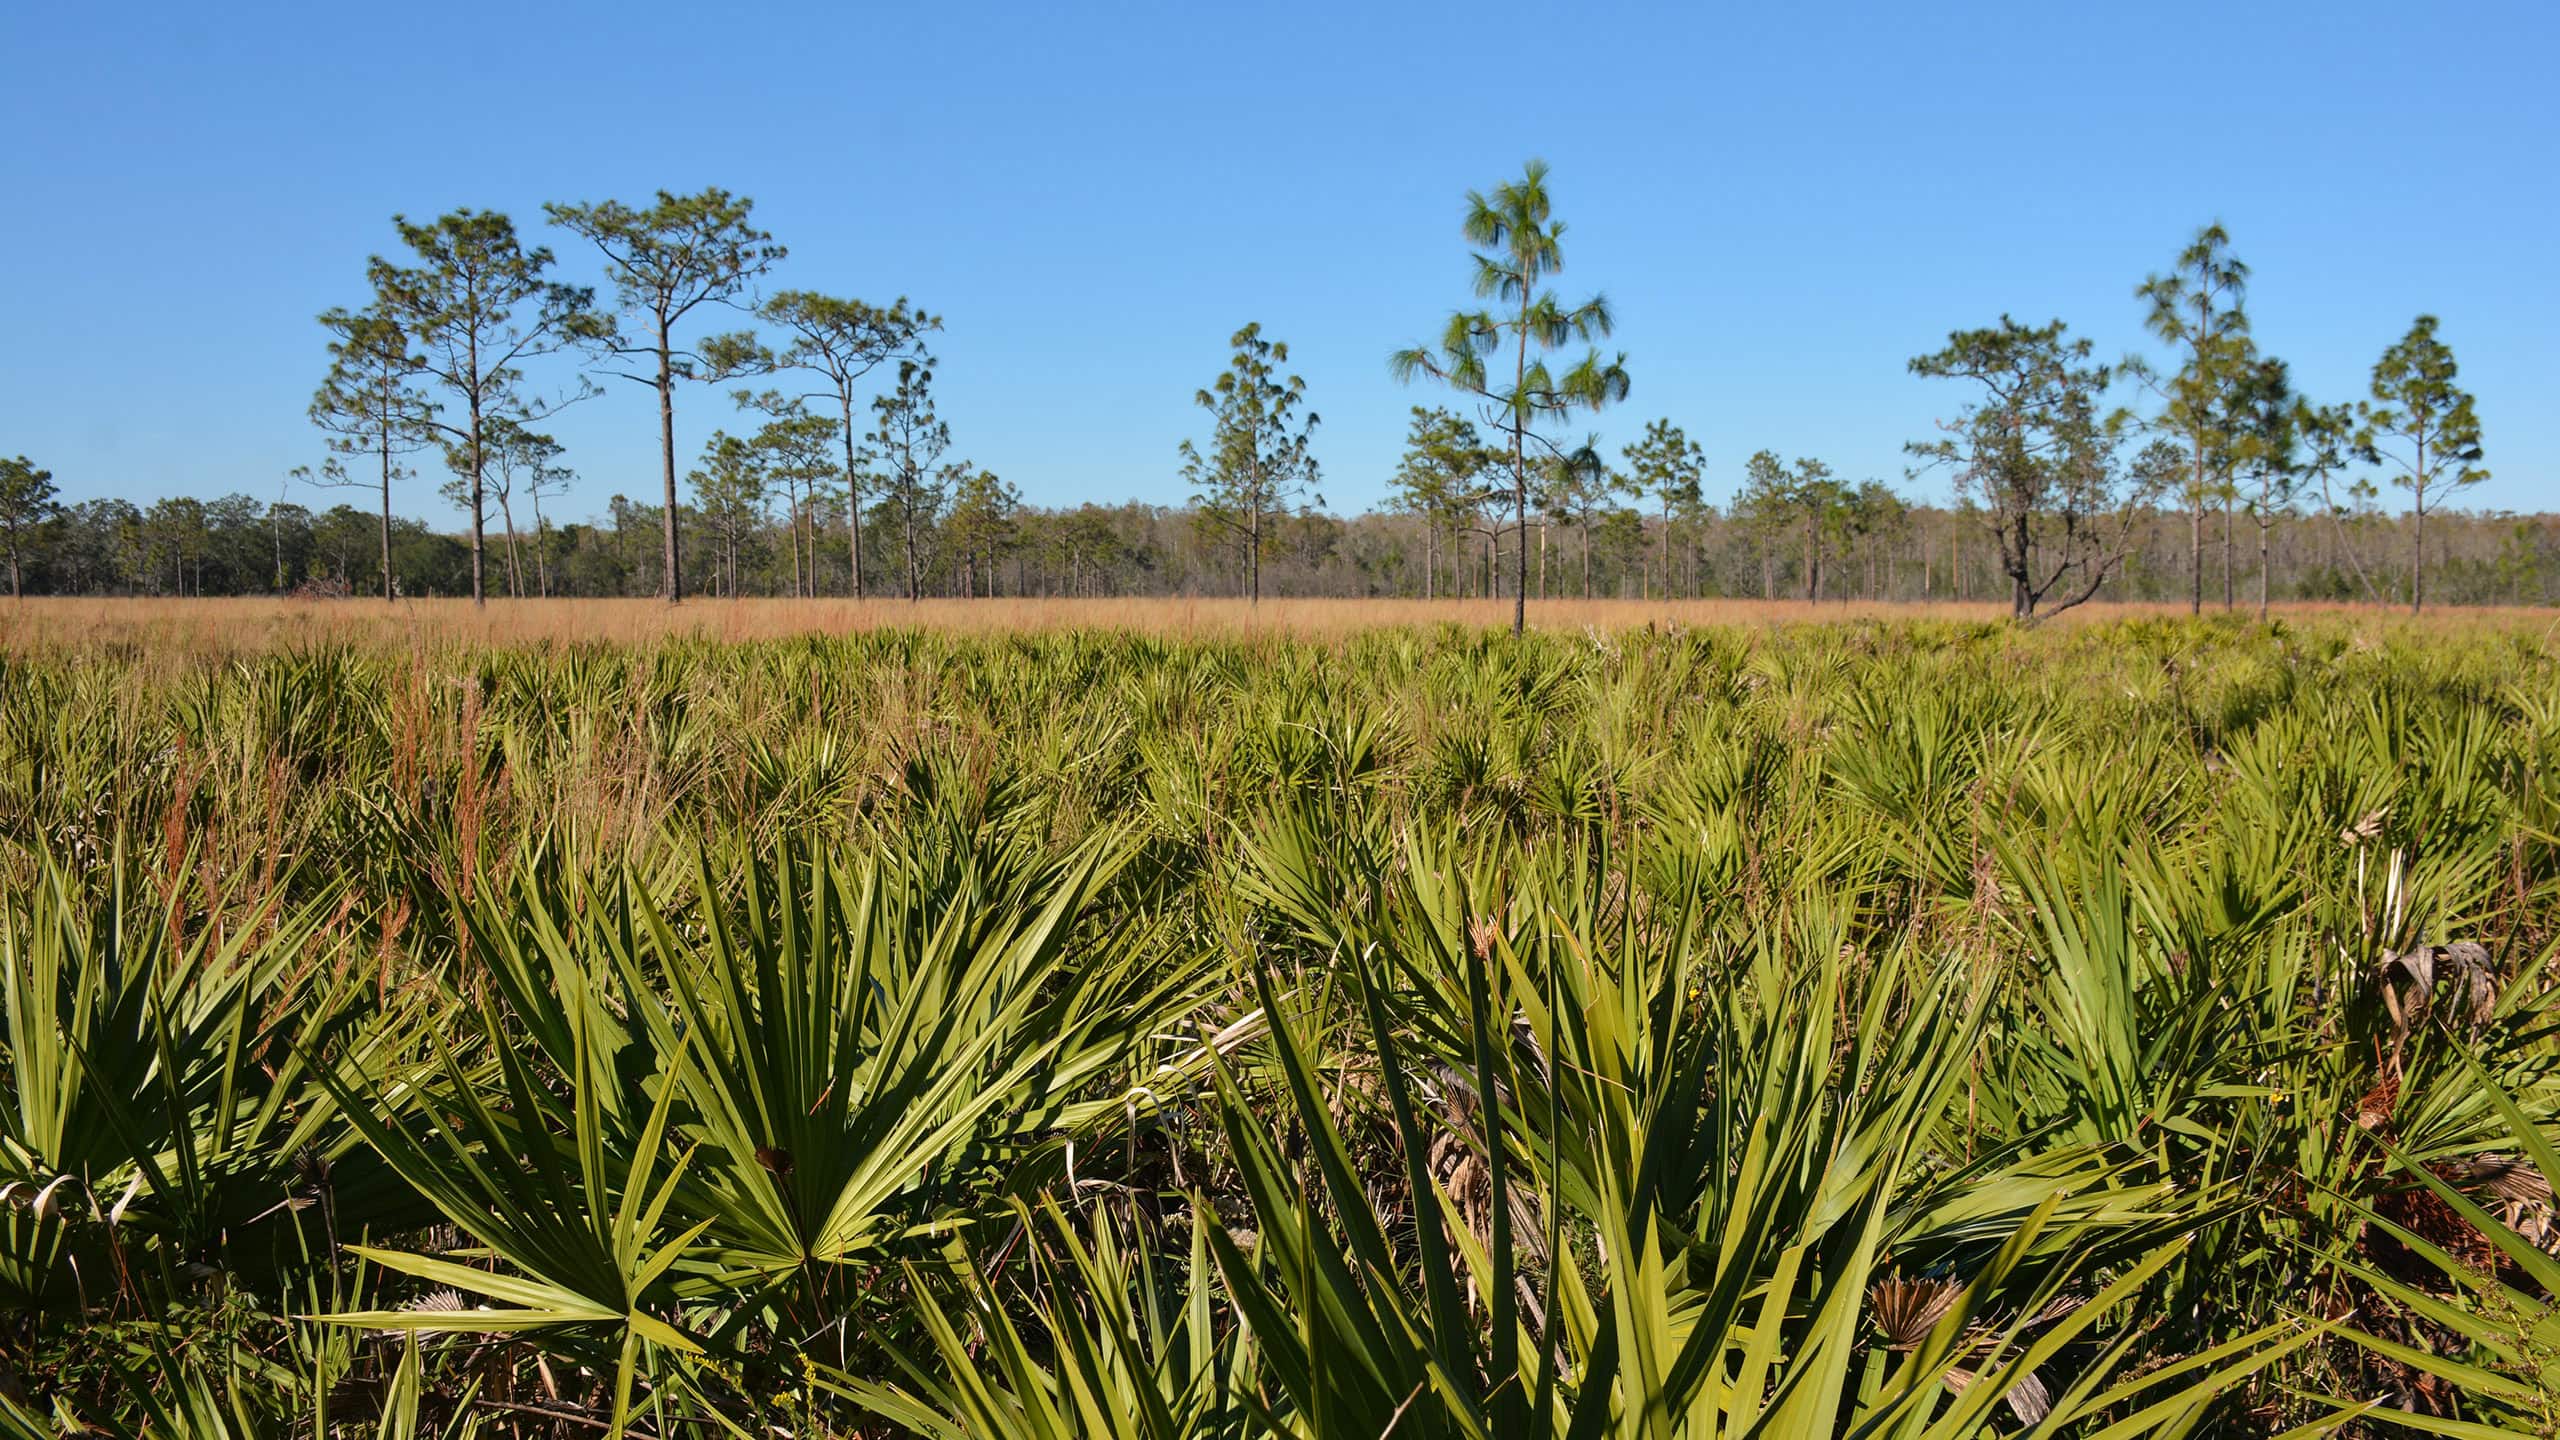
4 485 2555 609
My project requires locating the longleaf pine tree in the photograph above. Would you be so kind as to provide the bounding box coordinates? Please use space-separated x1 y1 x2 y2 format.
548 189 784 604
708 293 937 598
2296 398 2385 604
1908 316 2147 619
731 391 841 598
1623 418 1704 598
1789 457 1846 602
1393 160 1628 635
310 302 433 599
1180 323 1319 603
942 463 1019 598
866 359 950 601
371 210 596 606
2229 355 2304 620
1387 406 1490 599
1736 449 1797 599
1533 436 1619 599
2357 314 2486 613
687 430 765 597
2135 223 2252 614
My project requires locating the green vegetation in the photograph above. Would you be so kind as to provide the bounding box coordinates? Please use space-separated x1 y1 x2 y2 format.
1 613 2554 1433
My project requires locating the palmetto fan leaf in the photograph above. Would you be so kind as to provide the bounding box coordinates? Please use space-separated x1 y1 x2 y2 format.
2328 1056 2560 1430
1 615 2549 1430
1199 818 2320 1438
311 802 1170 1421
317 1055 712 1437
630 831 1143 1286
826 1197 1253 1440
0 843 404 1310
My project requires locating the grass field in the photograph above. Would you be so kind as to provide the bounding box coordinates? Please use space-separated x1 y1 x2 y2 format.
2 604 2555 1435
14 595 2557 656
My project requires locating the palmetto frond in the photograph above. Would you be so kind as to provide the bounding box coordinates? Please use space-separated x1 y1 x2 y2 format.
2 613 2551 1432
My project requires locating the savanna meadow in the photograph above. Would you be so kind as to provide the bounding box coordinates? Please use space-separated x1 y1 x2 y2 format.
8 1 2560 1433
0 600 2555 1436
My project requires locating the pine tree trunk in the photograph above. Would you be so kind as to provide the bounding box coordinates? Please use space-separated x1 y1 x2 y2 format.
467 385 486 608
787 481 804 598
2411 430 2429 615
904 499 919 602
2188 499 2201 615
2411 493 2426 615
1510 313 1530 636
2221 502 2233 608
532 494 550 598
1511 478 1527 634
658 326 681 605
498 495 522 597
842 392 864 599
2012 513 2034 619
2258 515 2271 620
378 438 394 601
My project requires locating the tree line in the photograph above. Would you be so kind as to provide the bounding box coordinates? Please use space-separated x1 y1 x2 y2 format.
6 469 2551 611
0 168 2529 616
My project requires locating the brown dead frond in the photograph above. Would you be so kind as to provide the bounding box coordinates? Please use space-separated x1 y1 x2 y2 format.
1866 1272 1964 1348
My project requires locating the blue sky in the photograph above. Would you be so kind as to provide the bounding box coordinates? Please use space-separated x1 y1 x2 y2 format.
4 0 2552 521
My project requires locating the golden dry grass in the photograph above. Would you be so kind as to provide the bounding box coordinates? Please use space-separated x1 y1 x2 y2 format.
5 594 2552 656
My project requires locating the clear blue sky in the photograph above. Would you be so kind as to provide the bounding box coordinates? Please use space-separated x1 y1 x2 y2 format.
5 0 2553 521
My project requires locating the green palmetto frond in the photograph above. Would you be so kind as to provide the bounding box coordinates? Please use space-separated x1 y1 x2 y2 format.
304 801 1182 1426
1208 815 2330 1437
312 977 713 1435
2328 1057 2560 1433
631 832 1144 1283
0 843 402 1313
826 1197 1253 1440
1 615 2550 1429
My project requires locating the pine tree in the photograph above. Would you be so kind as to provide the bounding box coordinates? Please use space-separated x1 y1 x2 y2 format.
1180 324 1319 603
1392 160 1628 634
2356 315 2486 613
